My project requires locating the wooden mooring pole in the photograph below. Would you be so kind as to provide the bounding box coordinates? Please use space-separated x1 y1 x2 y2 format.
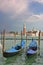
1 32 3 45
26 34 27 49
26 34 27 43
2 30 5 53
21 30 22 44
14 32 16 43
38 30 41 55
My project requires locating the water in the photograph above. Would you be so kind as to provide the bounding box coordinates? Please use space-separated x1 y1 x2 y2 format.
0 35 43 65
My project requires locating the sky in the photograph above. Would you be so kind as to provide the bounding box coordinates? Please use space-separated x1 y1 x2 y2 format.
0 0 43 32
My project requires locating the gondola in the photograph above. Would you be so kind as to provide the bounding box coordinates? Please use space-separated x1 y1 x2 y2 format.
26 39 37 56
3 40 25 57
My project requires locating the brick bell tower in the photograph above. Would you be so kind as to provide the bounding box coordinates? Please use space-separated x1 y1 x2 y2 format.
23 24 26 36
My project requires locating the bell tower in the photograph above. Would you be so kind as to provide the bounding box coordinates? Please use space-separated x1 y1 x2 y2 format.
23 24 26 36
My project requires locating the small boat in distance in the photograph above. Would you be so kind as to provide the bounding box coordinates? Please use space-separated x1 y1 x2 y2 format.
26 39 37 56
3 40 25 58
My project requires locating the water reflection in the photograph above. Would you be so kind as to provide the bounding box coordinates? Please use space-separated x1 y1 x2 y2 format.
4 52 37 65
0 49 43 65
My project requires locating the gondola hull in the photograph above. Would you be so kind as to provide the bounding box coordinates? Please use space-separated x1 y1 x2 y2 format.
3 49 23 57
26 39 37 56
3 40 25 58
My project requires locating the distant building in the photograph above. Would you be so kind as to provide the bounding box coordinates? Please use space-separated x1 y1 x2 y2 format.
22 25 40 36
31 27 39 36
26 27 39 36
41 32 43 36
36 30 39 36
26 30 37 36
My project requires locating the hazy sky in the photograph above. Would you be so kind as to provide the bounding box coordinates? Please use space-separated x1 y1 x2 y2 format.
0 0 43 32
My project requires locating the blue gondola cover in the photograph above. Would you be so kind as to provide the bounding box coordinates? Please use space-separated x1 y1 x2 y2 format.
29 39 37 48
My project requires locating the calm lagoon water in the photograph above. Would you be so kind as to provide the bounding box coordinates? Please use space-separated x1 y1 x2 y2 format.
0 35 43 65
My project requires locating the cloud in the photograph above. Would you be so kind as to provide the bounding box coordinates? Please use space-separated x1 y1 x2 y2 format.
31 0 43 3
0 0 28 14
26 14 43 22
33 0 43 3
0 0 43 32
35 14 43 20
0 0 43 19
